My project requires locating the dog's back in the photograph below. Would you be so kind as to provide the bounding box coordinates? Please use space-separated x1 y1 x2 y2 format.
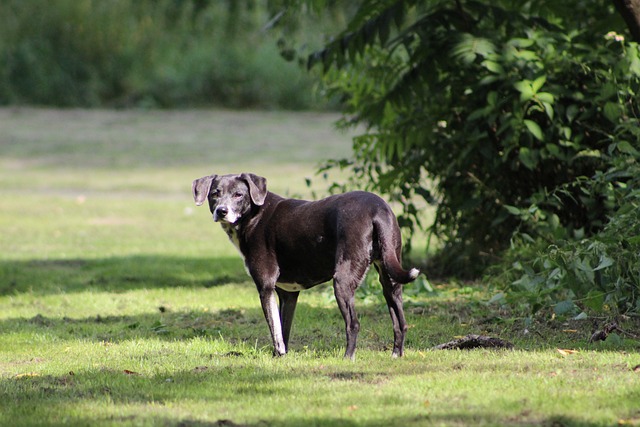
255 191 417 287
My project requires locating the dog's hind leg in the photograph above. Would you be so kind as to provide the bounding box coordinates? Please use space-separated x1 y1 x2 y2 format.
333 279 359 360
333 256 370 360
276 287 299 352
376 263 407 357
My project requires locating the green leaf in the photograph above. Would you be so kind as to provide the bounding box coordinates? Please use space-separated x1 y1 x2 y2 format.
603 101 621 123
479 75 500 85
593 255 614 271
545 143 561 158
566 104 579 121
573 312 588 320
487 292 506 304
514 80 534 101
607 332 623 346
452 34 496 64
554 300 577 316
536 92 554 104
600 82 617 99
583 291 605 312
504 205 523 215
514 50 539 61
532 75 546 92
468 107 489 121
542 102 554 120
575 149 602 159
377 9 392 45
509 38 535 48
487 91 498 106
391 1 405 28
524 119 543 141
616 140 639 155
628 47 640 76
482 60 503 74
518 147 537 169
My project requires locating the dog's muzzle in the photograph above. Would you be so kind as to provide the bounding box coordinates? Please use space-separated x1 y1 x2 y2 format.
214 206 228 222
214 206 239 223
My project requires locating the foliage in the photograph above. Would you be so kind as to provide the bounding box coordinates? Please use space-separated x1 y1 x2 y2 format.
0 0 327 109
277 1 640 313
500 142 640 317
490 30 640 316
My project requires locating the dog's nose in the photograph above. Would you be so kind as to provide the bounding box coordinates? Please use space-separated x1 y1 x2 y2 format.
215 206 228 218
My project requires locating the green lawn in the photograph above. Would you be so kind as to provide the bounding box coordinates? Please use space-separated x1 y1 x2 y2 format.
1 108 639 427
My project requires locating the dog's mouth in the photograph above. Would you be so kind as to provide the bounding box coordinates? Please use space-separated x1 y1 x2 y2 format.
213 208 240 224
214 217 238 224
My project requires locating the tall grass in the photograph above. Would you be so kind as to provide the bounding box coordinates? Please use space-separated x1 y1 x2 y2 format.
0 0 327 109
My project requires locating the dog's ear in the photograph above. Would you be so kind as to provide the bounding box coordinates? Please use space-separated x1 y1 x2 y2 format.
192 175 217 206
240 173 267 206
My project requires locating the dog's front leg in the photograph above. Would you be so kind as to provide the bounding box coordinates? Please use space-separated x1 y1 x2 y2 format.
258 287 287 356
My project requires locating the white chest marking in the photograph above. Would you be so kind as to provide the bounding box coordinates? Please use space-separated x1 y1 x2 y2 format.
222 224 242 257
221 224 252 277
276 282 306 292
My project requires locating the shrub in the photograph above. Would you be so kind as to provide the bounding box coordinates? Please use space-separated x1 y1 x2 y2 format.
280 0 640 314
502 125 640 317
302 2 637 280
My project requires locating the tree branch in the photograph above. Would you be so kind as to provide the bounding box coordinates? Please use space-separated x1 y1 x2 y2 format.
613 0 640 42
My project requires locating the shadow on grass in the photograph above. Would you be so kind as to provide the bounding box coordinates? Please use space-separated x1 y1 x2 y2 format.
0 255 247 296
0 302 348 352
0 285 417 355
3 255 638 354
0 253 423 354
0 293 563 356
0 307 270 346
0 363 610 427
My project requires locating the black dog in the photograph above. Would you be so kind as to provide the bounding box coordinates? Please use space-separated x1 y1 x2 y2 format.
192 173 419 359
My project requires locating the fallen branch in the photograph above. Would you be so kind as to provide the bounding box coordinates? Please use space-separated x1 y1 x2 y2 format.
433 334 515 350
589 321 639 343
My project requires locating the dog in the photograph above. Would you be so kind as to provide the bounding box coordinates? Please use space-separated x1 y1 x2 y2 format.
192 173 419 359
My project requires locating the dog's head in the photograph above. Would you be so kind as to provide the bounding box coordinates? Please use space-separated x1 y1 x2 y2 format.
192 173 267 224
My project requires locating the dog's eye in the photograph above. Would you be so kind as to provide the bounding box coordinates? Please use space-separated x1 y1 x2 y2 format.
233 192 244 199
211 189 220 198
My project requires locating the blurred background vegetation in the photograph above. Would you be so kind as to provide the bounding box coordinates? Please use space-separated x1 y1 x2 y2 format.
0 0 342 109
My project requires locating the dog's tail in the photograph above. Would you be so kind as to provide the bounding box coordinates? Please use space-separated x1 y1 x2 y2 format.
374 213 420 285
386 263 420 285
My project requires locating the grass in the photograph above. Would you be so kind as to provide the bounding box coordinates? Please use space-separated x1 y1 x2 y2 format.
1 107 640 427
